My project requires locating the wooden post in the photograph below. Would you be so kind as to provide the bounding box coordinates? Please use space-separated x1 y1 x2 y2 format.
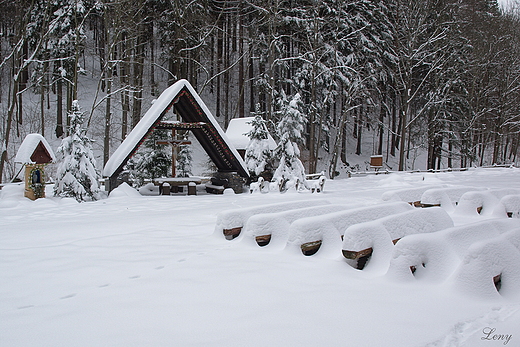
172 129 176 177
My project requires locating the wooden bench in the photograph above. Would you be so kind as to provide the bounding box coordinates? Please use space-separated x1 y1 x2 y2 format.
153 177 202 195
342 239 400 270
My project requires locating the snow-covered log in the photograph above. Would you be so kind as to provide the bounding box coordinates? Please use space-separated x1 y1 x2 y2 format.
342 207 453 272
381 185 444 206
386 219 520 283
214 199 330 240
285 201 413 257
241 204 349 249
450 229 520 299
419 187 482 209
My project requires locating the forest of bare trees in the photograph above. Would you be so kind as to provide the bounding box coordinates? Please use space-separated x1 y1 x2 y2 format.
1 0 520 183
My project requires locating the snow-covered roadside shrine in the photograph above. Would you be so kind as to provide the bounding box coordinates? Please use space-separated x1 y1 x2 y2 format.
14 134 56 200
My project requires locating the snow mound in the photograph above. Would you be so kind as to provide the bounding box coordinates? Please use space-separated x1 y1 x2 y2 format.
381 185 444 204
138 183 159 196
387 219 520 283
214 199 331 239
286 201 413 257
0 183 25 207
109 182 141 198
342 207 453 273
240 204 349 249
450 229 520 300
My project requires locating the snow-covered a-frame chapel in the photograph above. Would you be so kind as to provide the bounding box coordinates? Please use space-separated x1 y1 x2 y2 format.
103 79 249 193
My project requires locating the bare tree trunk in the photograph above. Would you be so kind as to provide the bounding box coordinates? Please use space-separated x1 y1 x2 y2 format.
104 61 113 166
131 33 144 128
56 61 64 138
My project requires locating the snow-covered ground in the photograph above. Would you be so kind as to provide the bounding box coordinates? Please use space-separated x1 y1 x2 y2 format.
1 168 520 346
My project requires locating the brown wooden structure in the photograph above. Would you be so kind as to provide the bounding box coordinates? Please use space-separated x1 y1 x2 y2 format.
103 79 249 192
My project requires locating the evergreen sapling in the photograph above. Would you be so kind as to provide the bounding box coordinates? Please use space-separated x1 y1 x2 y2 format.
273 92 308 191
54 100 101 202
244 106 272 178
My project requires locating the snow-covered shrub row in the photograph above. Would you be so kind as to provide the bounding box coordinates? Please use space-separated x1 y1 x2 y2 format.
285 201 413 257
214 199 330 239
381 185 444 204
419 187 482 209
342 207 453 273
240 204 349 249
386 218 520 283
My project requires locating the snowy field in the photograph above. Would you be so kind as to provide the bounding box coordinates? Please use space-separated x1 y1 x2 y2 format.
1 168 520 346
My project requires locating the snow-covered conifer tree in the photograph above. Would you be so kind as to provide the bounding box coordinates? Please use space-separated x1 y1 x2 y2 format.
54 100 101 202
176 140 193 178
273 92 307 190
126 129 172 187
244 105 272 177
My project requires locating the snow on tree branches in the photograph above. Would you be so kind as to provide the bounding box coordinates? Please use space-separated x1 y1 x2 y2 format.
54 100 101 202
273 92 307 191
177 140 193 178
245 106 273 177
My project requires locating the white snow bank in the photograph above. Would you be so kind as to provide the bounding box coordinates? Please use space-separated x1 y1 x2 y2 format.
286 201 413 257
240 204 349 249
342 207 453 273
450 230 520 300
108 182 141 198
214 199 330 238
387 219 520 283
0 183 25 207
381 185 444 204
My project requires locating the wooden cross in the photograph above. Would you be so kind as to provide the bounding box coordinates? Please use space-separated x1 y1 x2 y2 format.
156 129 191 177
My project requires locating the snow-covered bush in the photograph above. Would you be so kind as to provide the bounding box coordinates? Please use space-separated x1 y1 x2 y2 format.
53 100 101 202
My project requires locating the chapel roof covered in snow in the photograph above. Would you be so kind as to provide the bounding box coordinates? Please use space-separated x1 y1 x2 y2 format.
15 133 56 164
225 117 277 151
103 79 248 189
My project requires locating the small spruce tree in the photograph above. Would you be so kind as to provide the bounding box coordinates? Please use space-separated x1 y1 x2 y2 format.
273 92 307 190
176 138 193 177
54 100 101 202
126 129 172 187
244 105 272 177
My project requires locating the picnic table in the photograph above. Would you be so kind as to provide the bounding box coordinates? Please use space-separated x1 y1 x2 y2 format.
153 177 202 195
